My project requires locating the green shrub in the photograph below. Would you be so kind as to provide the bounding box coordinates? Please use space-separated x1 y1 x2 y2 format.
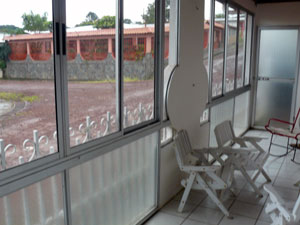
0 42 11 70
0 60 5 70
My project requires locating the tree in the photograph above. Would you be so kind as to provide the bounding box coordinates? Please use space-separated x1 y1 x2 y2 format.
86 12 99 22
141 0 170 24
124 18 132 24
94 16 116 29
0 25 25 35
22 11 51 33
76 12 99 27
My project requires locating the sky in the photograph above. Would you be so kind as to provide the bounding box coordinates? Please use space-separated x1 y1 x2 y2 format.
0 0 153 28
1 0 216 29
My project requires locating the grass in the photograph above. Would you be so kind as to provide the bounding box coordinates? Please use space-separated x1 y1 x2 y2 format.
0 92 40 103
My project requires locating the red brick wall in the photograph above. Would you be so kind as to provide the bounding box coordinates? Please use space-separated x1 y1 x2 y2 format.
9 42 27 61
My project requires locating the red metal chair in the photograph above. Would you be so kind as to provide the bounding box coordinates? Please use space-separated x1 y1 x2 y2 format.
265 108 300 162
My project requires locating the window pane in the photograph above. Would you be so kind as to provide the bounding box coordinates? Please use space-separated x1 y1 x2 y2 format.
0 174 64 225
204 0 211 75
225 6 237 93
123 0 155 128
163 0 178 120
236 10 246 88
0 0 57 170
70 132 157 225
212 0 225 97
244 14 252 86
66 0 118 147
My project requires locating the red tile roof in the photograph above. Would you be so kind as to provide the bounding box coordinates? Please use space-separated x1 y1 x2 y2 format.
4 26 170 41
204 21 225 30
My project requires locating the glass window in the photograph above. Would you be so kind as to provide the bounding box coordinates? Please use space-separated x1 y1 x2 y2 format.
236 10 246 88
70 132 157 225
225 6 238 93
66 0 118 147
163 0 179 120
123 0 155 128
211 0 225 97
204 0 211 75
244 14 253 86
0 0 57 170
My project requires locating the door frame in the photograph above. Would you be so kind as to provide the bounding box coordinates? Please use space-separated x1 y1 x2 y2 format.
252 25 300 129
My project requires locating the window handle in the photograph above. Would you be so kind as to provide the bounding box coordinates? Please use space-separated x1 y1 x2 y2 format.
55 22 60 55
62 23 66 56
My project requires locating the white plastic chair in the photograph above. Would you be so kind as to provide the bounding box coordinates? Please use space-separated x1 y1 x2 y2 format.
214 120 271 197
264 184 300 225
174 130 234 218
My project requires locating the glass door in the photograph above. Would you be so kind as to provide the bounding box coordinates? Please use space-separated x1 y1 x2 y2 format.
254 28 299 127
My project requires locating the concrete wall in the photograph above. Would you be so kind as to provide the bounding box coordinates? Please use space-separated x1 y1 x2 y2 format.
4 53 155 80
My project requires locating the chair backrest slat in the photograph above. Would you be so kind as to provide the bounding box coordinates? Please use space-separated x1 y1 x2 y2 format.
174 130 193 168
214 121 235 147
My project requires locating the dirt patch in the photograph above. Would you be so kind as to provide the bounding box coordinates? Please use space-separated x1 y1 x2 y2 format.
0 79 154 168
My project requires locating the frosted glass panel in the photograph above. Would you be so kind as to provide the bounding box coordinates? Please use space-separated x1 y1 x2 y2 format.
69 133 158 225
234 91 250 136
0 174 64 225
255 80 293 126
258 29 298 79
210 99 234 146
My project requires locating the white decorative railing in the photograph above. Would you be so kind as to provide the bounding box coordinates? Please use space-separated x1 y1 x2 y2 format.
0 102 154 171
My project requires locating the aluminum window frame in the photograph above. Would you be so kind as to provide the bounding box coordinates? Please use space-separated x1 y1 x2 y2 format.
0 0 169 222
209 0 254 103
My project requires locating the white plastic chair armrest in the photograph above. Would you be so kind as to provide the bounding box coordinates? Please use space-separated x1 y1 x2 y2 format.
220 146 259 155
181 165 221 173
236 136 267 143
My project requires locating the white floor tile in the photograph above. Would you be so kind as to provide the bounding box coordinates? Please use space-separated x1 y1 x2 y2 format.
255 220 270 225
145 212 185 225
219 214 256 225
188 206 224 225
174 190 207 205
161 200 197 218
182 219 211 225
199 196 234 210
230 200 263 219
237 190 267 206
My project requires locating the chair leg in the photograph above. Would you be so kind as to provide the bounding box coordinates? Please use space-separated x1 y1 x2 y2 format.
261 168 272 182
195 174 232 218
178 172 196 213
268 134 274 153
292 140 298 162
286 138 289 154
239 166 263 197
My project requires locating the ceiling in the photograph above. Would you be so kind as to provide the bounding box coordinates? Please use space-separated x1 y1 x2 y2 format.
254 0 300 4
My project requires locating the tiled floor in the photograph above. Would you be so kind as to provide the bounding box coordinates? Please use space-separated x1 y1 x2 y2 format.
145 130 300 225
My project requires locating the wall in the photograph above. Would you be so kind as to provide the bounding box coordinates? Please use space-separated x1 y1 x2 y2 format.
256 2 300 26
5 53 155 80
159 142 182 208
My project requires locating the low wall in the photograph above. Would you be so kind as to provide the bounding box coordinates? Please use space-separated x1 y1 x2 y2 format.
4 53 156 80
